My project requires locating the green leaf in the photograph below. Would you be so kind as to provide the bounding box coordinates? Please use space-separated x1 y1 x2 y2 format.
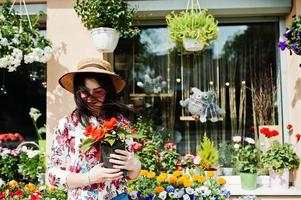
80 138 95 152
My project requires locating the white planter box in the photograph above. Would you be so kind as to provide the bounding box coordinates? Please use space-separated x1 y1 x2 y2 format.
183 38 203 52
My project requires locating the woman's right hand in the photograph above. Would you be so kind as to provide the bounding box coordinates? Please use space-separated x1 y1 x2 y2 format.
88 163 124 184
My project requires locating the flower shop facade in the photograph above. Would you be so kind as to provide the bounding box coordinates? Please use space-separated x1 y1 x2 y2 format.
1 0 301 199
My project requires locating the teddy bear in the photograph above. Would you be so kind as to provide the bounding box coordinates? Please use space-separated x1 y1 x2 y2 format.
180 87 225 123
137 74 167 93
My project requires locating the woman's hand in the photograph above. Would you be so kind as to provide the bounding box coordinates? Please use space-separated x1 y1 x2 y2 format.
88 163 124 184
109 149 140 171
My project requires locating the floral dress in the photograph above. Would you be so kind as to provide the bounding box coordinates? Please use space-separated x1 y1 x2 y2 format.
47 114 131 200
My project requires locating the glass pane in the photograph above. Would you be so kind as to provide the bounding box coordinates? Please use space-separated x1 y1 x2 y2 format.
114 22 279 155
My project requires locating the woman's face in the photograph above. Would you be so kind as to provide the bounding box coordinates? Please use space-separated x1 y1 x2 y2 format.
78 78 107 109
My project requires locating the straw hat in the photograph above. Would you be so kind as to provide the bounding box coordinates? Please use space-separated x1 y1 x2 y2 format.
59 58 126 94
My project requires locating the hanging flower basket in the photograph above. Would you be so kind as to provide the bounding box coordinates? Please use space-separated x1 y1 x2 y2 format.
91 27 120 53
0 0 54 72
278 15 301 55
166 0 218 52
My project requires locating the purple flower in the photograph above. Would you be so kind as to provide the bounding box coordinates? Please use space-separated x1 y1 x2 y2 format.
166 186 175 193
292 43 300 54
297 32 301 37
278 41 287 51
283 28 292 39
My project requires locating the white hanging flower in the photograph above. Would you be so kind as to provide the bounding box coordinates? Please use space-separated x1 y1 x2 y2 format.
0 38 9 46
234 143 240 149
29 107 42 121
11 38 20 45
245 137 255 144
26 149 40 158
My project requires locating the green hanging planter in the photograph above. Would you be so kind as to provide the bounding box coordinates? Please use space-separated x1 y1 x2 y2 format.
240 172 257 190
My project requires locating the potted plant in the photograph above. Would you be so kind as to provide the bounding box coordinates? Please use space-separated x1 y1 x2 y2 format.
0 0 53 72
80 117 143 168
261 141 300 189
197 135 218 176
218 142 235 175
74 0 139 53
166 5 218 52
278 15 301 55
234 137 261 190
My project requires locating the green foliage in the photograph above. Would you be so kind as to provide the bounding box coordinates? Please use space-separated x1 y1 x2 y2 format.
127 174 158 199
218 143 235 167
42 187 68 199
166 9 218 50
136 142 160 173
0 153 20 181
160 148 180 173
18 151 45 183
197 136 218 170
74 0 139 38
235 144 261 174
261 142 300 174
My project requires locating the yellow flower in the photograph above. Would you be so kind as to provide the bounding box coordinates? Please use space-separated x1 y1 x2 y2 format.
183 179 193 187
8 180 18 188
146 171 156 179
173 170 182 177
46 184 55 192
182 174 190 179
154 186 165 193
159 173 168 180
207 171 215 178
217 177 226 185
156 176 166 183
167 176 177 184
139 170 148 177
26 183 36 192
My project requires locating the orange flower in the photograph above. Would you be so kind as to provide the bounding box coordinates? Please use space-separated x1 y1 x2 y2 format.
217 177 226 185
91 127 105 142
26 183 35 192
177 177 184 184
167 176 177 184
104 117 118 130
182 174 190 179
127 188 133 193
146 171 156 179
173 170 182 177
183 179 192 187
192 175 206 183
154 186 164 193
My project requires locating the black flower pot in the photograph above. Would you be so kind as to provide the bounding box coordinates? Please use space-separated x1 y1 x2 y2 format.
100 140 125 169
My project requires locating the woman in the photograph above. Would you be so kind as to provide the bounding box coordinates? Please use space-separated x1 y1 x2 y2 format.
47 58 141 200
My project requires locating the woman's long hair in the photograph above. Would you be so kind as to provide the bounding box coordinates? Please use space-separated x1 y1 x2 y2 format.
72 72 132 126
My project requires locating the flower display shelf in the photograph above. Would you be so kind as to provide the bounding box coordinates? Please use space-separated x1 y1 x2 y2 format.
130 92 174 97
180 116 223 121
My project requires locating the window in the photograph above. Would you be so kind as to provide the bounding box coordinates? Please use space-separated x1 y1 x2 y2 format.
114 22 280 155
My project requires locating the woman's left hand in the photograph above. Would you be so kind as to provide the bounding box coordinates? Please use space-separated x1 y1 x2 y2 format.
109 149 139 171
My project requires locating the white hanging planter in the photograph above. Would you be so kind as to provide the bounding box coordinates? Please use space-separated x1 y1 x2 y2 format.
91 27 120 53
269 168 289 189
183 38 204 52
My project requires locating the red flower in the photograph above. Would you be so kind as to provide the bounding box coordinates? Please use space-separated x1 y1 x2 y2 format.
103 117 118 130
164 142 176 150
84 123 97 136
260 127 270 135
30 192 42 200
0 192 5 198
287 124 293 130
131 129 138 134
296 133 301 142
270 130 279 137
132 142 142 151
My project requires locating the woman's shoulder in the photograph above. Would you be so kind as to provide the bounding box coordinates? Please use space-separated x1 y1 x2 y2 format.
57 113 80 128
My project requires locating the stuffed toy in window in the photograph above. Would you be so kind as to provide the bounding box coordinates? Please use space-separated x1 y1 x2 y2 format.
137 74 167 93
180 87 225 123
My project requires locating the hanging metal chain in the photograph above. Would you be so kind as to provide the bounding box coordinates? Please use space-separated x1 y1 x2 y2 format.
9 0 33 30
